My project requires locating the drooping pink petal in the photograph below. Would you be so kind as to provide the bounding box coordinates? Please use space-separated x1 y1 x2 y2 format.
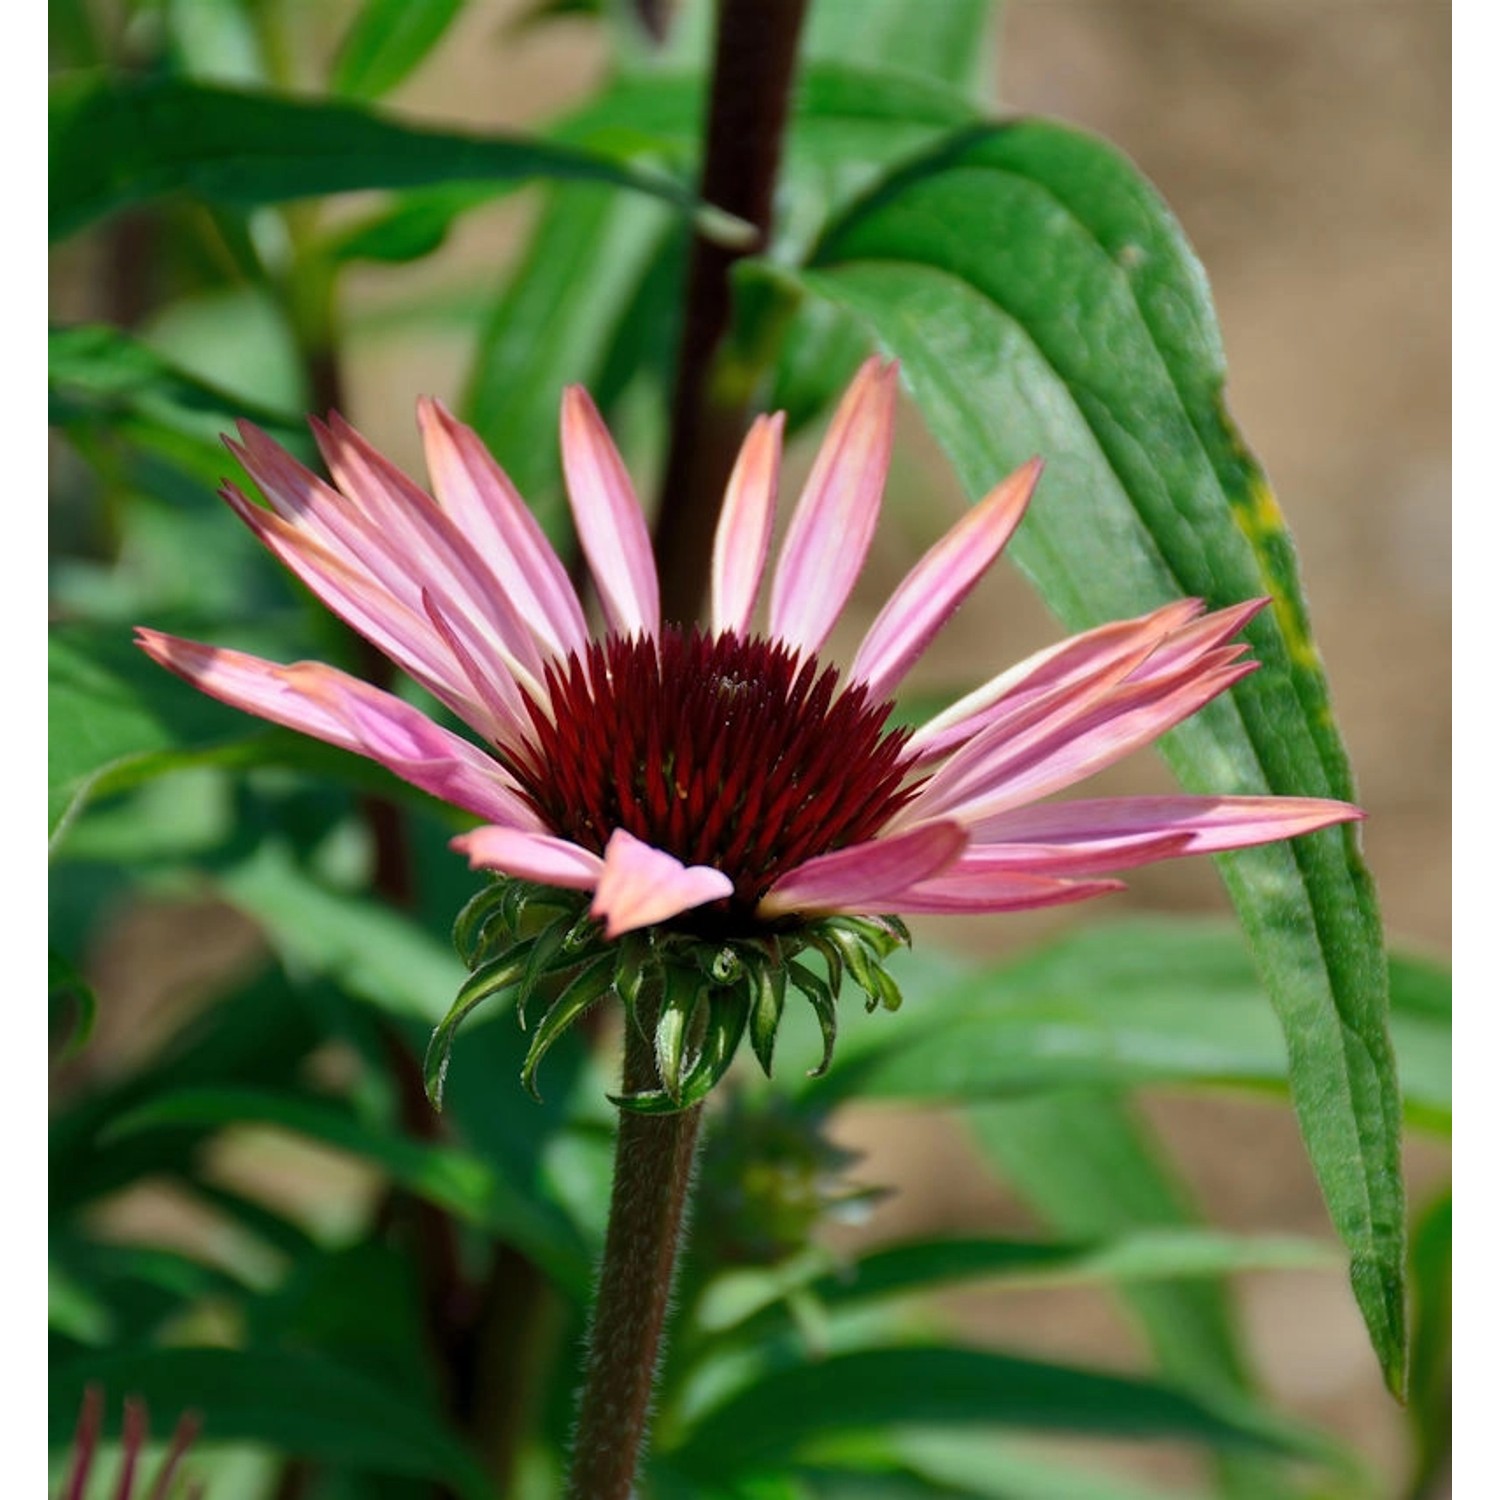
907 598 1205 767
134 631 541 829
711 413 783 636
967 794 1364 860
758 821 967 918
419 589 532 747
590 829 733 938
219 481 509 738
310 415 547 691
884 869 1126 916
229 424 544 723
851 458 1042 701
418 397 589 659
768 357 898 657
451 826 603 888
560 387 660 639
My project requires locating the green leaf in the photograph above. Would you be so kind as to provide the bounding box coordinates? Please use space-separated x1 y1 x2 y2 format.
109 1086 590 1294
697 1228 1335 1337
217 841 467 1024
331 0 466 100
461 183 676 543
801 0 996 96
1405 1189 1452 1496
49 949 97 1060
49 1347 492 1498
796 120 1404 1389
49 323 302 437
670 1345 1322 1481
965 1091 1289 1500
48 623 265 846
813 919 1448 1132
49 73 716 242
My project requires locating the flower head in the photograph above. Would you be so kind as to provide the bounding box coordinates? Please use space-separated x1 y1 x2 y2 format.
137 359 1360 1107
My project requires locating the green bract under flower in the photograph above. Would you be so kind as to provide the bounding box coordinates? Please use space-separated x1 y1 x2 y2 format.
427 876 910 1114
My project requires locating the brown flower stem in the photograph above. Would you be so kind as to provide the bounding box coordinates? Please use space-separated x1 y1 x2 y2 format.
653 0 811 624
565 993 705 1500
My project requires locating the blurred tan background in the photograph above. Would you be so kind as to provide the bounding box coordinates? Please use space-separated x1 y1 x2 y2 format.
68 0 1452 1491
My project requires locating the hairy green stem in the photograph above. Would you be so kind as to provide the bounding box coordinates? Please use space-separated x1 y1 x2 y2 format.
566 1006 704 1499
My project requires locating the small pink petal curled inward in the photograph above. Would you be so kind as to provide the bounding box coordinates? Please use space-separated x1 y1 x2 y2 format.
769 356 898 657
418 397 589 659
711 413 784 636
560 386 660 640
133 631 540 830
451 827 604 888
967 794 1364 860
851 457 1042 701
590 829 734 939
759 821 967 918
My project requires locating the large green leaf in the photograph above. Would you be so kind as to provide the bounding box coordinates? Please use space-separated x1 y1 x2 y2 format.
669 1345 1322 1483
49 1347 492 1498
48 73 717 242
965 1091 1289 1500
810 919 1448 1133
793 120 1404 1391
331 0 466 100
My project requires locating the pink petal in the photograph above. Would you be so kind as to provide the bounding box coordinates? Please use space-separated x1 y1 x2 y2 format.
451 827 603 888
920 657 1258 829
768 357 898 657
937 833 1196 879
560 387 660 639
967 794 1364 860
907 598 1205 767
134 631 541 829
219 483 511 738
418 397 589 659
759 822 966 918
885 870 1126 916
310 414 546 690
711 413 784 636
903 627 1173 825
589 829 733 938
851 457 1042 701
1124 598 1268 683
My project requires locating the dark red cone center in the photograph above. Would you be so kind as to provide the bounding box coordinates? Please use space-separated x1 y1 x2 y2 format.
501 628 919 924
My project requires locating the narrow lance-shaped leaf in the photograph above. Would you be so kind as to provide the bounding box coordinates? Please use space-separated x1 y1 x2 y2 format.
48 74 738 242
793 120 1404 1390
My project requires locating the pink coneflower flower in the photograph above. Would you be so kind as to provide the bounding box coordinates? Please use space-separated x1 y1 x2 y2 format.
137 359 1359 1106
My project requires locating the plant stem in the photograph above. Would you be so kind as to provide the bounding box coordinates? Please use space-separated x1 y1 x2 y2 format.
566 1007 704 1500
653 0 810 624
